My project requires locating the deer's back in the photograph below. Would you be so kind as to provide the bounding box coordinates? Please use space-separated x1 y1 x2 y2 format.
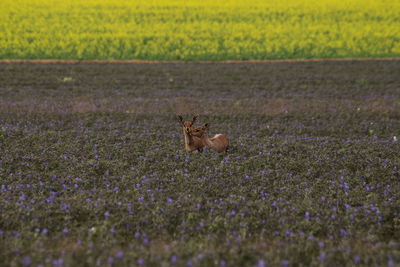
210 134 229 152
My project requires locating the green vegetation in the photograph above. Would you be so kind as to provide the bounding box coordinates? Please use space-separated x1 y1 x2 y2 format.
0 61 399 265
1 0 399 60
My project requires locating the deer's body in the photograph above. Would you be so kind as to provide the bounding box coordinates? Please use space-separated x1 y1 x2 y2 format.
190 124 229 153
182 127 204 152
178 116 205 152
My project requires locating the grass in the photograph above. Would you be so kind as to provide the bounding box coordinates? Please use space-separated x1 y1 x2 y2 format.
1 0 400 60
0 60 399 266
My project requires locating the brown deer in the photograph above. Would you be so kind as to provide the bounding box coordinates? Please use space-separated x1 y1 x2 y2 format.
178 115 205 152
189 123 229 153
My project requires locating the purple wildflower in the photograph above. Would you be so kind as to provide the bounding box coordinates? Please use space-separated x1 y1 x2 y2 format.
134 232 140 239
340 229 349 237
104 211 110 219
318 252 327 262
137 258 145 266
388 257 395 267
281 260 289 267
23 256 32 266
52 259 64 266
171 255 178 265
116 251 124 260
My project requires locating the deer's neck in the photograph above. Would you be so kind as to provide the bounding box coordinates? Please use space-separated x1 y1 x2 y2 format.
201 132 213 147
182 128 194 148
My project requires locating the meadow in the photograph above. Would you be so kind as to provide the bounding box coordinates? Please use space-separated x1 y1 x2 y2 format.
1 0 400 60
0 60 399 266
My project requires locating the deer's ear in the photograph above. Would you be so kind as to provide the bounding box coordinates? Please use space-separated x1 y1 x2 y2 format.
178 115 184 123
191 116 197 124
204 123 210 129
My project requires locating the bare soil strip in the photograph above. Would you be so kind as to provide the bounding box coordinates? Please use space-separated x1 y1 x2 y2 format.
1 59 399 115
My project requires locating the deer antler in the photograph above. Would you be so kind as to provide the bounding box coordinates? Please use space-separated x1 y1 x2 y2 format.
178 115 184 124
191 116 197 124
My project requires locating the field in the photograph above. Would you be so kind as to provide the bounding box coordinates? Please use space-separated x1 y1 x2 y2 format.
0 60 399 266
1 0 400 60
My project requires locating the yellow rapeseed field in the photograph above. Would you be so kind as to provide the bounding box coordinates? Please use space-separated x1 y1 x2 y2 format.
1 0 399 60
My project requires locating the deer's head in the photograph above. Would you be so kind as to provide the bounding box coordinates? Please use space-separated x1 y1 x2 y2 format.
189 123 209 137
178 115 197 134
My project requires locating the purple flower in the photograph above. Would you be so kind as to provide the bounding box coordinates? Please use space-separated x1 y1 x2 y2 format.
171 255 178 265
281 260 289 267
138 258 145 266
63 228 69 235
258 259 266 267
343 183 350 190
23 256 32 266
388 257 395 267
142 236 149 245
116 251 124 259
134 232 140 239
104 211 110 219
52 259 64 266
167 198 174 203
108 257 114 264
353 256 361 264
61 204 70 211
318 252 327 262
340 229 348 237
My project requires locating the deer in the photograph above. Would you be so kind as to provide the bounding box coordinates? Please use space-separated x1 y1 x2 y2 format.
189 123 229 153
178 115 205 152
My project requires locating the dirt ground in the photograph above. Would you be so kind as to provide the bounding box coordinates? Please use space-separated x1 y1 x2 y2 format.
0 60 399 115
